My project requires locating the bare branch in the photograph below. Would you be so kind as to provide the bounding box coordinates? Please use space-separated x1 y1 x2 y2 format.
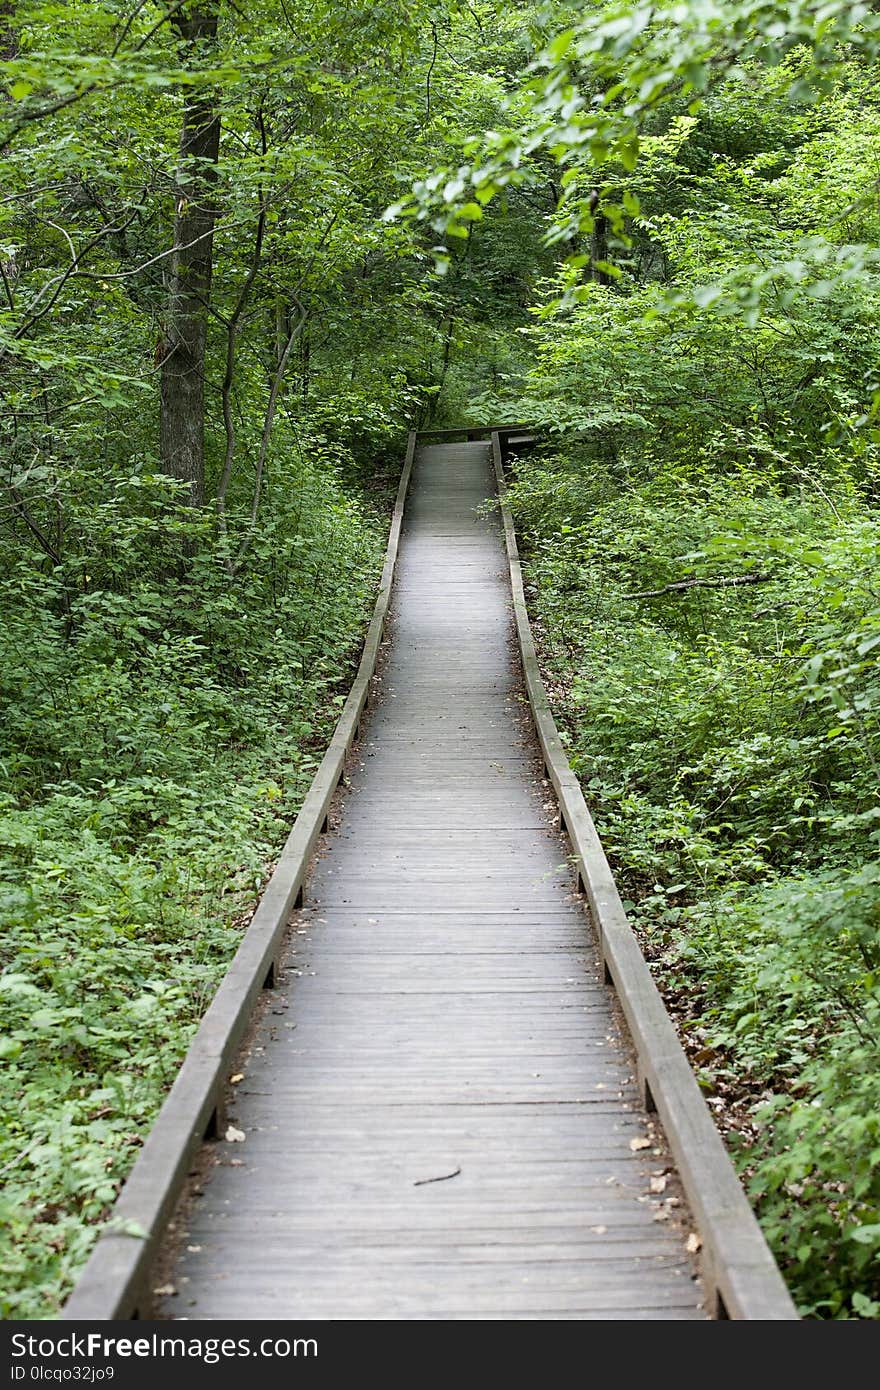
0 210 142 354
622 572 775 600
8 486 62 565
230 303 308 574
426 22 438 122
216 201 267 520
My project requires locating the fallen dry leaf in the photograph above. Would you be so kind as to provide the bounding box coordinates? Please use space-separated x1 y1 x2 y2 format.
153 1284 176 1297
629 1136 651 1151
225 1124 246 1143
230 1073 244 1085
686 1232 703 1254
650 1175 668 1194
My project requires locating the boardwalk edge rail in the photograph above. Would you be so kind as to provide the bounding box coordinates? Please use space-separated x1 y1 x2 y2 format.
62 431 419 1321
491 430 799 1322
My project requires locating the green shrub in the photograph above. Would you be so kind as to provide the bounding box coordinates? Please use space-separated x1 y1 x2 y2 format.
0 449 387 1317
506 444 880 1317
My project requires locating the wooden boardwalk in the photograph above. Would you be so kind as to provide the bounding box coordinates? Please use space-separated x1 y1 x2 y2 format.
161 442 705 1320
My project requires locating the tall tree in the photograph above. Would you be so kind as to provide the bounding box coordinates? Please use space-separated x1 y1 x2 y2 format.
159 5 222 507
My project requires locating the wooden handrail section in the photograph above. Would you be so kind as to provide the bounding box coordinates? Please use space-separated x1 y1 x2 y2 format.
417 422 532 439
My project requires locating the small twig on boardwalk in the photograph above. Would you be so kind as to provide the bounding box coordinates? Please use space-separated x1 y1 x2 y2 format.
622 573 774 600
414 1167 461 1186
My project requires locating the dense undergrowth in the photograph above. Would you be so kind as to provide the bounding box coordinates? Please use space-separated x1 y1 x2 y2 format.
0 439 390 1318
507 449 880 1317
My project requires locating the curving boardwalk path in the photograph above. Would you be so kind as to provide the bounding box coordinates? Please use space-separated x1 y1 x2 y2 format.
162 442 705 1320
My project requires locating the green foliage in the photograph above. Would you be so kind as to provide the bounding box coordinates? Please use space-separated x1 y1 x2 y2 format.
7 0 880 1325
394 0 880 311
505 436 880 1315
479 18 880 1314
2 0 548 1316
0 447 386 1318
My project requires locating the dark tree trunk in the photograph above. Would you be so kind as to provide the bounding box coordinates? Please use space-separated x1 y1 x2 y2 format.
0 2 18 61
589 187 612 286
301 322 310 403
159 6 221 508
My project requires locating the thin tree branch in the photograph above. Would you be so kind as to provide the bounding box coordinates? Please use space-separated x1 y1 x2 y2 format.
215 206 341 563
0 258 14 310
1 210 142 353
8 486 62 564
129 0 191 55
426 21 438 122
216 146 268 521
230 304 308 574
111 0 153 58
622 572 775 600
